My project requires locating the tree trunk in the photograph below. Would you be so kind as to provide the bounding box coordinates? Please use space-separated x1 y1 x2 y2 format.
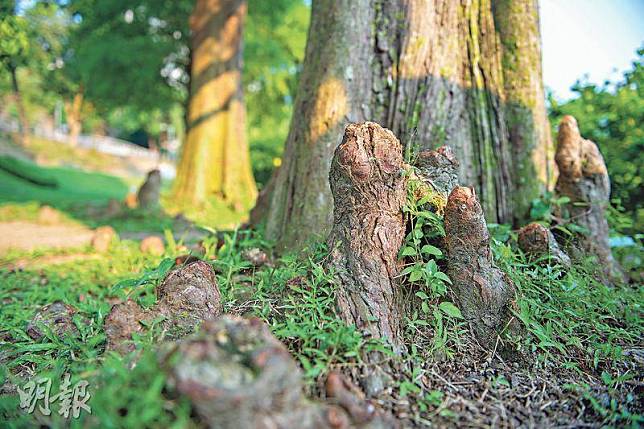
64 89 83 147
172 0 257 211
493 0 553 222
9 65 29 146
263 0 549 251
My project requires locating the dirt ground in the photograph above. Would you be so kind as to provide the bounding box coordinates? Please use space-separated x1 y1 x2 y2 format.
0 221 95 254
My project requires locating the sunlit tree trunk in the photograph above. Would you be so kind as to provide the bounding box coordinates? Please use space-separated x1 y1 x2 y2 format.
493 0 553 222
173 0 257 210
264 0 550 251
9 65 29 146
64 88 83 147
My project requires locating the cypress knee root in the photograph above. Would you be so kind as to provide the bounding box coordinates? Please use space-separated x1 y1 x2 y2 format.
162 316 395 429
555 115 624 283
104 260 223 354
137 169 161 209
444 187 517 347
326 122 408 349
518 223 571 269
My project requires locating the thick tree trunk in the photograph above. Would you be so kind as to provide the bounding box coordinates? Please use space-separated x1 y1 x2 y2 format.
9 65 29 146
264 0 549 251
326 122 408 349
493 0 553 222
173 0 257 211
64 89 83 147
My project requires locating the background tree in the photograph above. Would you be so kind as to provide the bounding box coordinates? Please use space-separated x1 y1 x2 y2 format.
262 0 552 250
172 0 257 210
62 0 192 145
0 1 32 145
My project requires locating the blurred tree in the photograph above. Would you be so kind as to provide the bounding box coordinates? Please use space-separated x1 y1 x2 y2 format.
0 0 31 144
172 0 257 210
549 49 643 231
62 0 192 143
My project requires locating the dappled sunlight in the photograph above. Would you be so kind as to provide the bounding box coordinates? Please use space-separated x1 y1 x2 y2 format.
309 77 348 144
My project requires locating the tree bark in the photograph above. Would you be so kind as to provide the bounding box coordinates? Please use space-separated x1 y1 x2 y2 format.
326 122 408 349
555 115 624 284
172 0 257 211
9 65 29 146
493 0 553 222
444 186 517 347
263 0 549 252
64 89 83 147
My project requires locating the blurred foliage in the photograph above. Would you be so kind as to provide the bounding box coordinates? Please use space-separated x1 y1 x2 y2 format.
549 48 643 232
0 0 308 184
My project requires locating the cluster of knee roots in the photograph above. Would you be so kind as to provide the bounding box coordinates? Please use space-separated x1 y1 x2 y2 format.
24 118 622 428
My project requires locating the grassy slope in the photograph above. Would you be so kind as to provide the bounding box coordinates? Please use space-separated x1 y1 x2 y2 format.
0 160 128 206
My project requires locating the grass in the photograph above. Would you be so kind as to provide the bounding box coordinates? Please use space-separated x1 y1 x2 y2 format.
0 145 641 427
0 153 247 234
1 220 641 427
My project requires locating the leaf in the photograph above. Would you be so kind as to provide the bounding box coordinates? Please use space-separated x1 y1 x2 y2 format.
425 259 438 274
420 244 442 256
415 291 429 300
409 269 423 283
439 302 463 319
401 246 417 256
434 271 452 284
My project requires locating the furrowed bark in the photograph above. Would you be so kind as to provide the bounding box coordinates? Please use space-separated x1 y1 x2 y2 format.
493 0 553 221
555 115 624 283
173 0 257 210
444 186 517 347
415 145 460 197
326 122 408 349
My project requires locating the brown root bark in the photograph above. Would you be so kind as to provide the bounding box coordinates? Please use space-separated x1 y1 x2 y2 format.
444 187 517 347
162 316 396 429
136 169 161 209
518 223 571 269
104 260 222 354
326 122 408 350
555 115 624 283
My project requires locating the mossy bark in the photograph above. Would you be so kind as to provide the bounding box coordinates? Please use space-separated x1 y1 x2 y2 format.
173 0 257 211
493 0 553 222
263 0 550 251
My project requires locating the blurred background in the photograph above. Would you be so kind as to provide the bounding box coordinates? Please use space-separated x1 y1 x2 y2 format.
0 0 641 238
